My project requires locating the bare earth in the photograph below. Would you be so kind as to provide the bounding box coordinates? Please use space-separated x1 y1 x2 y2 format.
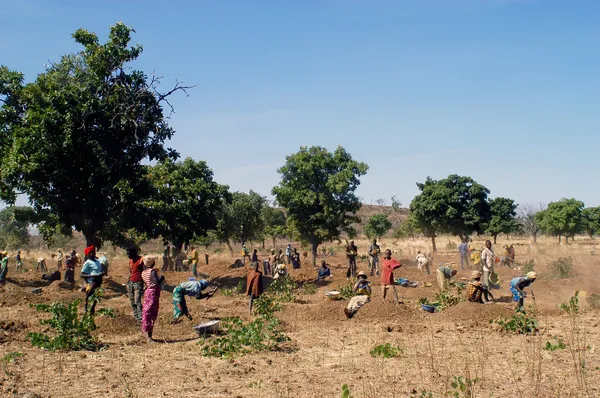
1 237 600 397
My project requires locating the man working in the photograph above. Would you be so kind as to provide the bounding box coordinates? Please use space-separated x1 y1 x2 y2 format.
273 263 288 280
458 241 469 270
415 251 430 274
246 262 264 313
317 261 331 280
345 240 358 280
80 245 104 314
190 246 199 277
344 271 371 318
42 270 61 283
436 264 457 292
381 249 402 304
16 250 23 272
241 245 251 264
368 239 381 276
126 247 145 322
285 244 292 264
481 240 495 302
510 272 537 311
466 271 484 303
172 279 217 322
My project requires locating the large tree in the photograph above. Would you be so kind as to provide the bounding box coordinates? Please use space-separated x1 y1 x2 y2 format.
517 202 546 243
0 23 190 248
410 175 491 252
581 207 600 239
536 198 584 243
486 197 521 243
214 191 267 256
272 146 368 266
365 214 392 240
144 157 230 251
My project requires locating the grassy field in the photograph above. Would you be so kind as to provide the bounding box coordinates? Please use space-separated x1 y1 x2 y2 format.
1 235 600 397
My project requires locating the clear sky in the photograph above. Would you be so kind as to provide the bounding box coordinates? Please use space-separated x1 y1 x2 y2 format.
1 0 599 208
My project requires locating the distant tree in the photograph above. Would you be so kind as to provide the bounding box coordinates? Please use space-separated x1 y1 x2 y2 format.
536 198 584 243
144 157 230 252
392 214 420 240
262 206 287 248
375 198 386 206
582 207 600 239
390 195 402 213
486 197 521 244
0 23 191 248
410 175 490 252
365 214 392 240
214 191 267 256
272 146 368 266
0 206 36 249
517 202 546 243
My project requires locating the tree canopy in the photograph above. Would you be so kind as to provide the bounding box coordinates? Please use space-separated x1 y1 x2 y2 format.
581 206 600 239
272 146 368 266
536 198 584 243
365 214 392 240
486 197 521 243
144 157 230 249
0 23 190 248
410 175 490 251
261 206 287 248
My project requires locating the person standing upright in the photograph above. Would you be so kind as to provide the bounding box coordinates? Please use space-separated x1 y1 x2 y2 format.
458 241 468 270
57 249 63 271
126 247 145 322
285 244 292 265
481 240 495 302
190 246 199 277
368 239 381 276
381 249 402 304
80 246 104 314
15 250 23 272
345 240 358 279
141 256 164 343
0 251 8 288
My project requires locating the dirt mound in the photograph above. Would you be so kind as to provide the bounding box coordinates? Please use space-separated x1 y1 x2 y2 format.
440 301 514 323
46 280 74 291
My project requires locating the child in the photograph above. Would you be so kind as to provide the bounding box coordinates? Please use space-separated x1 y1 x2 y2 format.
344 271 371 318
246 262 264 313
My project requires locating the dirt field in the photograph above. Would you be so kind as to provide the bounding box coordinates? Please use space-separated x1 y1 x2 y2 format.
1 237 600 397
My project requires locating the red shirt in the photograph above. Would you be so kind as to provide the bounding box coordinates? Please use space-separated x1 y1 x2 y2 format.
129 257 144 282
381 258 402 285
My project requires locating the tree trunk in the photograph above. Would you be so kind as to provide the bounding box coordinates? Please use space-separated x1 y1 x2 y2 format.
565 236 569 244
558 235 562 244
82 230 101 250
311 242 318 267
272 237 277 248
533 232 537 243
493 234 497 244
431 236 437 253
226 241 234 257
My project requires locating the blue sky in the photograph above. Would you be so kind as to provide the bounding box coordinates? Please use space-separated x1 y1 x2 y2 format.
2 0 599 207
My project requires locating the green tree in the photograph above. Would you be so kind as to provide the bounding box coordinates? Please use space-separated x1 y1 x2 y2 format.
536 198 584 243
393 214 420 240
486 197 521 244
272 146 368 266
0 206 36 249
262 206 287 248
0 23 191 248
581 207 600 239
144 157 230 251
214 191 267 256
410 175 491 252
365 214 392 240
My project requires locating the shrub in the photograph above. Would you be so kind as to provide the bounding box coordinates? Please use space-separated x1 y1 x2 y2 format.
222 280 245 296
545 338 567 351
268 276 296 303
301 283 318 295
559 290 579 314
522 259 535 273
448 375 479 398
27 289 114 351
369 343 403 358
492 309 538 335
549 256 573 279
418 291 462 311
337 282 358 299
446 241 458 250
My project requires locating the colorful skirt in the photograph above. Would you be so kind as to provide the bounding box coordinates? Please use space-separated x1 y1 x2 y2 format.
142 287 161 333
172 286 188 320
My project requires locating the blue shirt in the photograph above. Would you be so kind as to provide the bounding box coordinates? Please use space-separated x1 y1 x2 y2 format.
81 259 103 276
318 267 331 279
459 243 468 254
179 280 208 297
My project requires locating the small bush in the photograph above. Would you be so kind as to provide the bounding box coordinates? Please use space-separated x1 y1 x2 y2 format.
418 291 462 311
545 338 567 351
221 280 245 297
522 259 535 273
370 343 403 358
446 241 458 250
549 257 573 279
341 384 353 398
586 293 600 309
27 289 115 351
492 309 538 335
2 352 23 363
268 276 296 303
301 283 318 295
448 375 479 398
559 291 580 314
337 282 358 299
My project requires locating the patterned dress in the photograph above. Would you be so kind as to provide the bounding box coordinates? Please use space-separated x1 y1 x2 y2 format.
141 268 161 333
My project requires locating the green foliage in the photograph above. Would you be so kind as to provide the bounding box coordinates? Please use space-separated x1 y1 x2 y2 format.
419 291 462 311
267 276 296 303
545 338 567 351
559 291 579 314
365 214 392 239
536 198 584 242
369 343 403 358
448 375 479 398
144 158 230 248
521 259 535 273
341 384 353 398
27 289 115 351
393 214 420 239
337 282 358 299
486 197 521 241
301 283 318 295
0 206 36 249
262 206 287 246
272 146 368 266
582 207 600 238
221 280 244 297
2 352 23 363
409 175 491 251
0 23 190 248
214 191 267 254
549 257 573 279
492 309 538 335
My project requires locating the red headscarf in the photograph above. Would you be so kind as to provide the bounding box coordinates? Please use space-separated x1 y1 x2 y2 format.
84 245 95 257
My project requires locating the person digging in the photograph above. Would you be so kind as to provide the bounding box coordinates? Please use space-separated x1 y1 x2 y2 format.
344 271 371 319
509 272 537 312
466 271 485 304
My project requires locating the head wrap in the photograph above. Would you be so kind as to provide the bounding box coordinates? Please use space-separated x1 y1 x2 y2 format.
470 270 482 279
526 271 537 280
199 279 209 290
143 256 156 268
83 245 95 256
